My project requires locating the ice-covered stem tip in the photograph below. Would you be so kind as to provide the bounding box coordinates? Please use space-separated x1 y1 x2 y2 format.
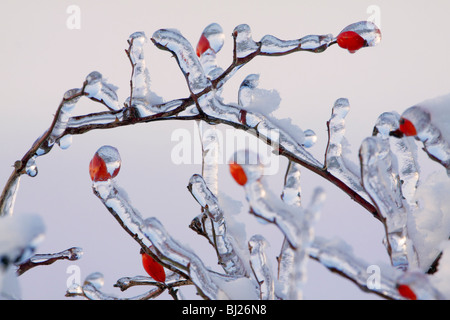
188 174 248 277
373 112 420 210
229 150 326 250
66 272 167 300
325 98 372 205
390 94 450 176
248 235 275 300
359 136 416 270
16 247 83 276
89 146 228 299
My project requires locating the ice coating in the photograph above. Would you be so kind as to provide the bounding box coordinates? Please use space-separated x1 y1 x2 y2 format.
303 129 317 148
25 156 38 177
128 32 151 115
0 175 20 217
325 98 371 203
201 23 225 54
92 164 227 299
373 112 420 209
277 161 302 299
84 71 121 111
260 34 334 54
188 174 223 222
281 161 302 207
310 236 402 299
95 145 121 179
197 121 220 195
200 91 320 169
248 235 274 300
232 150 325 249
47 88 82 151
233 24 260 59
142 217 226 299
359 136 415 270
339 21 381 48
400 103 450 175
198 23 225 80
188 174 247 276
152 29 210 94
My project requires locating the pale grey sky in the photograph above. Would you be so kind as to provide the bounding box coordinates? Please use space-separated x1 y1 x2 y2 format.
0 0 449 299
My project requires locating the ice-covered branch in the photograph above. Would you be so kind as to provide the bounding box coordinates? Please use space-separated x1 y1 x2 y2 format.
248 235 274 300
188 174 248 276
325 98 372 205
66 272 166 300
229 150 326 251
359 136 415 270
89 146 234 299
17 247 82 276
309 236 402 300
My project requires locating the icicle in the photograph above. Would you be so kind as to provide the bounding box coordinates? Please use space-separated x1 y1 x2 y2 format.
197 121 220 195
233 24 260 59
309 236 402 300
152 29 210 94
248 235 274 300
359 136 413 270
188 174 247 276
84 71 121 111
325 98 371 203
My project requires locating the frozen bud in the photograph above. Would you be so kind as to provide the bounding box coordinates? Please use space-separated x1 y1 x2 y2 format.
196 23 224 57
89 145 121 182
229 150 264 186
337 21 381 53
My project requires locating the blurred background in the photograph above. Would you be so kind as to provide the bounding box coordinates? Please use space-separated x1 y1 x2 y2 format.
0 0 449 299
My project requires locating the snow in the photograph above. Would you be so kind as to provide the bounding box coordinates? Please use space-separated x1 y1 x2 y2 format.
407 171 450 271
